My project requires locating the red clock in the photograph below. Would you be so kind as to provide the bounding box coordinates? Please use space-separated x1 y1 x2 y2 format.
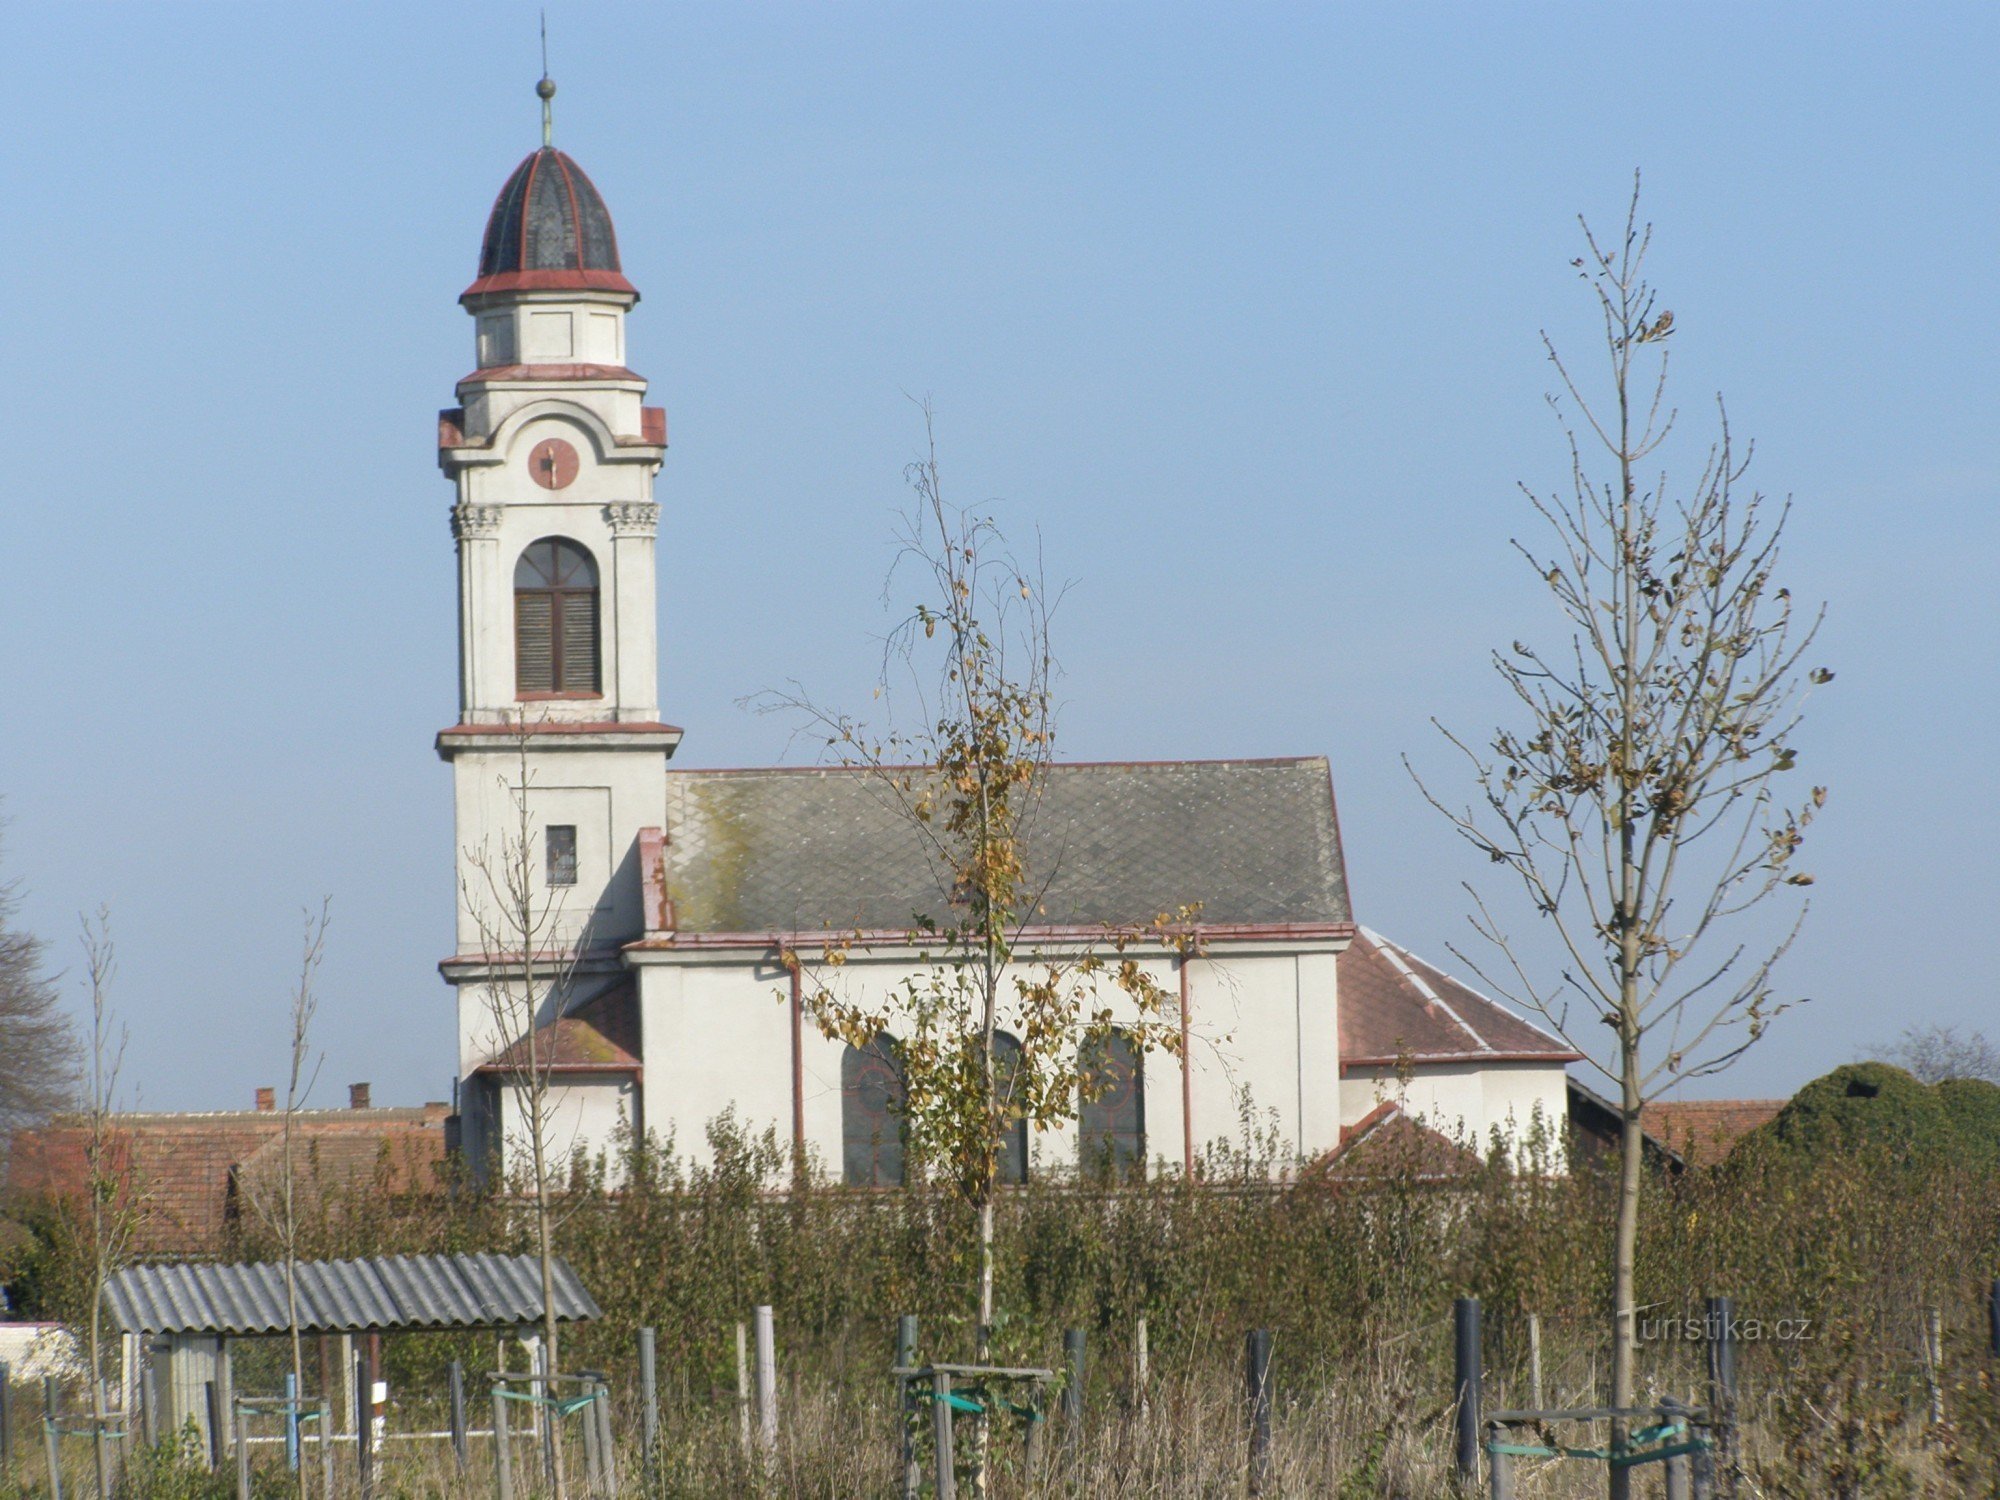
527 437 580 490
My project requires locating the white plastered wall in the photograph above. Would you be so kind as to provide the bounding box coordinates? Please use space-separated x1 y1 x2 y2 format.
632 939 1346 1176
1339 1061 1570 1165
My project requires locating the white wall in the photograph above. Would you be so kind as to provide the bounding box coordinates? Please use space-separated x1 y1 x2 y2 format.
1340 1060 1570 1166
631 939 1347 1176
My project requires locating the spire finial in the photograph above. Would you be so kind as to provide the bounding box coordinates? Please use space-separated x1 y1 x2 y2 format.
537 12 555 148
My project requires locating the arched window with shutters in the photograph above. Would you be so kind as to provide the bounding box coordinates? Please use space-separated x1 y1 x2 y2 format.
514 538 601 696
1079 1031 1144 1180
842 1033 906 1187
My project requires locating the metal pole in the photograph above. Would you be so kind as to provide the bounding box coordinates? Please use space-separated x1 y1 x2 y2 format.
284 1371 300 1473
1989 1277 2000 1360
1454 1297 1482 1488
1245 1329 1273 1497
450 1360 468 1471
638 1327 658 1486
931 1369 956 1500
895 1315 920 1500
43 1376 64 1500
492 1385 513 1500
140 1346 157 1448
234 1408 250 1500
1 1360 13 1473
754 1305 777 1459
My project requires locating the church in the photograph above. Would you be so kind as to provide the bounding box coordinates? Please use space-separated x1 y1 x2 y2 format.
438 89 1578 1184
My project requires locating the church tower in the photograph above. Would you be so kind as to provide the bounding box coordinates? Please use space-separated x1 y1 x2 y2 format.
438 81 673 1155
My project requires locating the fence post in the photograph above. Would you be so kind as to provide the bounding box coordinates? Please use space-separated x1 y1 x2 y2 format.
353 1349 373 1500
1705 1295 1737 1492
1925 1306 1945 1427
734 1322 751 1458
595 1377 618 1498
1134 1316 1150 1421
43 1376 63 1500
492 1384 512 1500
1486 1419 1513 1500
319 1400 334 1500
931 1369 956 1500
234 1407 250 1500
1661 1395 1691 1500
139 1344 157 1448
1 1359 13 1474
449 1360 468 1471
1989 1277 2000 1360
896 1315 920 1500
638 1327 658 1487
1062 1326 1086 1462
1454 1297 1482 1489
1245 1329 1273 1497
579 1375 604 1493
754 1304 778 1460
203 1381 223 1470
1526 1313 1543 1410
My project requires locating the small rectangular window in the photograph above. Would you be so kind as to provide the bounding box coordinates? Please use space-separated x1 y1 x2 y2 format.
546 825 578 887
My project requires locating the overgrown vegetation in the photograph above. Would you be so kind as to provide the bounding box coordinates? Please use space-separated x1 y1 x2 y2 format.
7 1069 1998 1496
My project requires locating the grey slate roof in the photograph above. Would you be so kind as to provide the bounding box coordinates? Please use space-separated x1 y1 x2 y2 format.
102 1254 600 1336
660 758 1350 935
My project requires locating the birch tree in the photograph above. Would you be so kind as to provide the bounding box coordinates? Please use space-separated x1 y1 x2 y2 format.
0 826 76 1144
769 410 1192 1495
1414 181 1828 1490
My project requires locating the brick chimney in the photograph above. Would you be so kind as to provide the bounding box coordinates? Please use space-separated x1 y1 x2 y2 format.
349 1082 372 1111
254 1087 276 1112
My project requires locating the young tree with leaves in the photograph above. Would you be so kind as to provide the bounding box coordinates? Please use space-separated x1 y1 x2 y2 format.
1415 182 1827 1490
770 410 1192 1494
76 912 137 1500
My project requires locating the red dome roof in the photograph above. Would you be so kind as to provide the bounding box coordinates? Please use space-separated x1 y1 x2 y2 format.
465 147 636 300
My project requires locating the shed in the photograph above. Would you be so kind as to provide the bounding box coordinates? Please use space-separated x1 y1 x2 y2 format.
102 1254 600 1447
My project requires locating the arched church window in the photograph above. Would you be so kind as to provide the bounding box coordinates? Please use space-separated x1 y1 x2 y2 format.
1079 1031 1144 1180
514 538 601 696
995 1031 1029 1186
842 1033 906 1187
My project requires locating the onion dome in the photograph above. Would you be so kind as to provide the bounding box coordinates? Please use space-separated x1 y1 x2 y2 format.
465 147 636 299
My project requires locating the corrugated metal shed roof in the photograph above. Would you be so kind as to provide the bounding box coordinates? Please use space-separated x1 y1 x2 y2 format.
102 1254 601 1336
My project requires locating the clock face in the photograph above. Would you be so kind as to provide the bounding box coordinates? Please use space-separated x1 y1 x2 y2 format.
527 437 580 490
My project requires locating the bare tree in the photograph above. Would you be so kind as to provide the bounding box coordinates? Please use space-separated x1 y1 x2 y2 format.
1413 180 1827 1489
1872 1024 2000 1085
766 409 1191 1496
462 720 591 1500
0 824 78 1146
244 901 330 1500
76 912 138 1500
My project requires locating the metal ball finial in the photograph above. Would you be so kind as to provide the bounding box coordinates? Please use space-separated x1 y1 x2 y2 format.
536 76 556 101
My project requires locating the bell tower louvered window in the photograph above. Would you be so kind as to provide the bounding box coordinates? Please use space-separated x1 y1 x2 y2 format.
514 538 601 696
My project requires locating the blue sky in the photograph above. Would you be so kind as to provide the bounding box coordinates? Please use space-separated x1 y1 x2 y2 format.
2 4 1993 1112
